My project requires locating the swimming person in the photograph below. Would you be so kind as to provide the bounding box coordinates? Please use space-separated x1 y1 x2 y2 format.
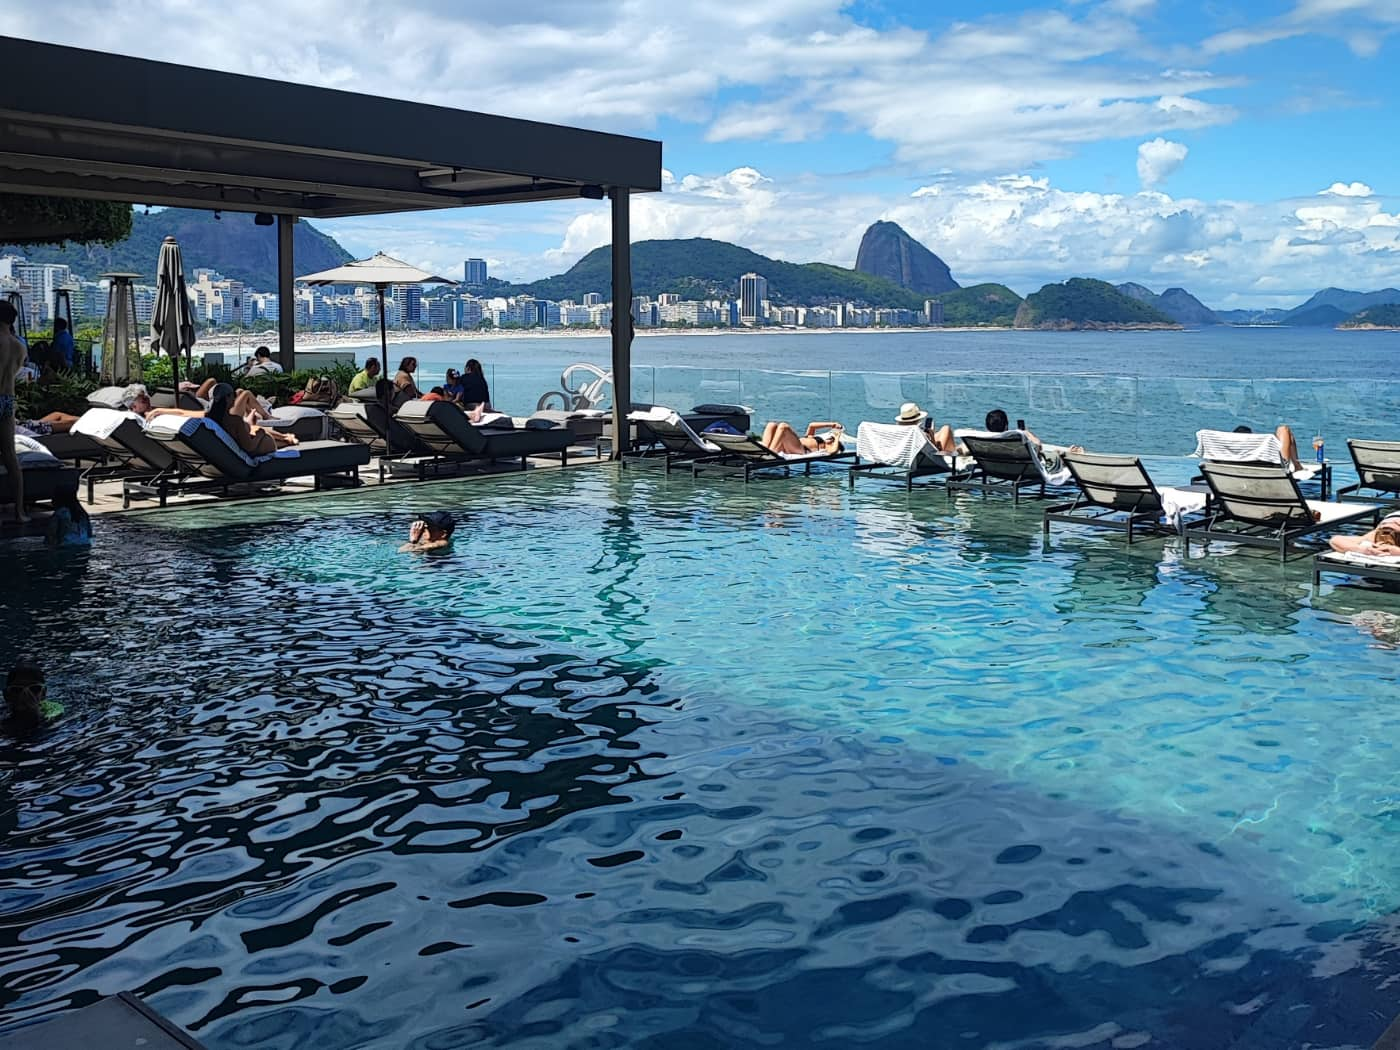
3 660 62 733
45 490 92 547
0 301 27 523
400 511 455 552
761 421 844 455
1329 513 1400 557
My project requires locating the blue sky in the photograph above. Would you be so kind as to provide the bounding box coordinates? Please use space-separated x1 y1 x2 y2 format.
11 1 1400 307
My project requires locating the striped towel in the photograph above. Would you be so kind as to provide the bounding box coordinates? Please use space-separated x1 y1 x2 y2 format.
1192 429 1281 463
857 422 936 469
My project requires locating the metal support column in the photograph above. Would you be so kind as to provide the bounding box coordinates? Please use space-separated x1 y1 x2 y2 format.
609 188 632 460
277 215 297 372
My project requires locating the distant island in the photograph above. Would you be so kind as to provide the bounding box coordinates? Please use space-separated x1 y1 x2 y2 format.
1015 278 1179 330
1339 303 1400 329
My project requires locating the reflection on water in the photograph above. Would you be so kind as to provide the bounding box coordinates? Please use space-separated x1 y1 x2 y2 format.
2 466 1400 1048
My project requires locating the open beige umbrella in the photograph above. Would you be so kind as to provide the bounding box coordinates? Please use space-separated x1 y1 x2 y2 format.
298 253 453 454
151 236 197 393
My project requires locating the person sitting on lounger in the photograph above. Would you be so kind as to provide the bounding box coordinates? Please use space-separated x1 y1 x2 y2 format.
400 510 455 552
985 408 1084 454
1329 513 1400 557
1232 425 1306 472
895 402 957 454
760 420 844 456
148 382 297 454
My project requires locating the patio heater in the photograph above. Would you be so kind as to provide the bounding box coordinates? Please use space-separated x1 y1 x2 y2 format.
99 272 142 384
2 290 27 342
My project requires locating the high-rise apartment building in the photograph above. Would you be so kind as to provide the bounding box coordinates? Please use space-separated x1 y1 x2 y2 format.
464 258 488 285
583 292 603 307
392 284 423 326
739 273 767 325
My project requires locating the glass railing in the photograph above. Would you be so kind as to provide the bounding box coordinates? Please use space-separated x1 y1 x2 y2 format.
473 365 1400 458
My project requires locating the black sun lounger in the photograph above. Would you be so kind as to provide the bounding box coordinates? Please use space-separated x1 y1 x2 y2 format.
394 400 571 479
145 417 368 500
946 430 1073 503
622 407 720 471
847 421 974 490
1337 439 1400 505
1188 461 1381 560
328 401 436 480
690 429 854 482
1043 452 1209 543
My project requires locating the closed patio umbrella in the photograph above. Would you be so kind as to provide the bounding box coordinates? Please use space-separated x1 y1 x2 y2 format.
151 236 197 393
298 254 452 454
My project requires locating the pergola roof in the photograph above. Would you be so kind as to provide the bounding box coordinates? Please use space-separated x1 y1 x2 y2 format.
0 36 662 220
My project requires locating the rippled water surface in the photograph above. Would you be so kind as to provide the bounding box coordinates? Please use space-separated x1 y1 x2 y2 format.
3 464 1400 1049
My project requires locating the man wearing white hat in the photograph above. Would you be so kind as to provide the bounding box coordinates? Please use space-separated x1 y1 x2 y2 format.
895 401 958 454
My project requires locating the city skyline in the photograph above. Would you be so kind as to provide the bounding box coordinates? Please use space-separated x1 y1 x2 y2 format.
6 4 1400 307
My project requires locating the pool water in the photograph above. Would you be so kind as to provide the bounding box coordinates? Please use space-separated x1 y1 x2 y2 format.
3 464 1400 1049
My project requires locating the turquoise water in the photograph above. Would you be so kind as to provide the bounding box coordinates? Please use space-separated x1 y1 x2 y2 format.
3 464 1400 1047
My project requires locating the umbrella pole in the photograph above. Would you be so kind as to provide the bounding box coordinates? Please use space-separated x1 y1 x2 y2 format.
379 285 391 457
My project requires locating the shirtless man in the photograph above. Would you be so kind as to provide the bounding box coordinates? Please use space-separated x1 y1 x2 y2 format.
0 302 28 523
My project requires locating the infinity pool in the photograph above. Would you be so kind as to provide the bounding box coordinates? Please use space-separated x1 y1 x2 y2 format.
2 464 1399 1049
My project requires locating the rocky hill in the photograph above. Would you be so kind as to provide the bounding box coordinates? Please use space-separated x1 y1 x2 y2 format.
506 237 927 310
853 221 960 296
1117 282 1219 325
1340 303 1400 329
4 208 352 290
1014 278 1179 330
1287 304 1351 327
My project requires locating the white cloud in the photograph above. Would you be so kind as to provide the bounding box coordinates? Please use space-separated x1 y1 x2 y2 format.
1204 0 1400 55
1320 181 1375 197
1136 138 1189 188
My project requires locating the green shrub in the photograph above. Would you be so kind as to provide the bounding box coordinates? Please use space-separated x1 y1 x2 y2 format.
16 371 99 420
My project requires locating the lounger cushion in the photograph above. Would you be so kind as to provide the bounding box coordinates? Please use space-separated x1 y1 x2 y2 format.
397 400 571 459
87 386 130 409
13 434 65 469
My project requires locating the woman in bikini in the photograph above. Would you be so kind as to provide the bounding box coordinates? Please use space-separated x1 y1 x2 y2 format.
148 383 297 455
1329 514 1400 557
760 420 844 456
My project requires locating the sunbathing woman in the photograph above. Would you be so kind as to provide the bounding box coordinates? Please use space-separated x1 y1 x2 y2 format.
149 383 297 455
1329 513 1400 557
760 420 844 456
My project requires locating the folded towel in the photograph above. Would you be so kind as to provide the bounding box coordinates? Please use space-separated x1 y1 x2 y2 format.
856 422 949 470
1160 484 1210 532
73 407 143 441
1193 429 1282 463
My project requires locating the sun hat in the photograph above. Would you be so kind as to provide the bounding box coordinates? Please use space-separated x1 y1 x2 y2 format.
895 402 927 425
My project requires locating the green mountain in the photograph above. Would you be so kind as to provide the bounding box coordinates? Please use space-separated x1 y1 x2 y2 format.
3 208 352 290
937 283 1022 326
1284 286 1400 322
1015 278 1178 329
504 237 928 311
1214 307 1290 325
1340 303 1400 328
854 221 959 295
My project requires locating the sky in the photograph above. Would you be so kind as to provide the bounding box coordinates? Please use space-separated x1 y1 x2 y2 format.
11 1 1400 308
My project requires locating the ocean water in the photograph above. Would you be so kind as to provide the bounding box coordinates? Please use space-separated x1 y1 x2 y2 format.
2 465 1399 1049
345 327 1400 455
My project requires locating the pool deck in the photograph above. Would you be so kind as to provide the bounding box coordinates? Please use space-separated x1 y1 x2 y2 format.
11 441 610 529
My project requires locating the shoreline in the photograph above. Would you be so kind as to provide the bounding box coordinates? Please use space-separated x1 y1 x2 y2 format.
193 325 1008 353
